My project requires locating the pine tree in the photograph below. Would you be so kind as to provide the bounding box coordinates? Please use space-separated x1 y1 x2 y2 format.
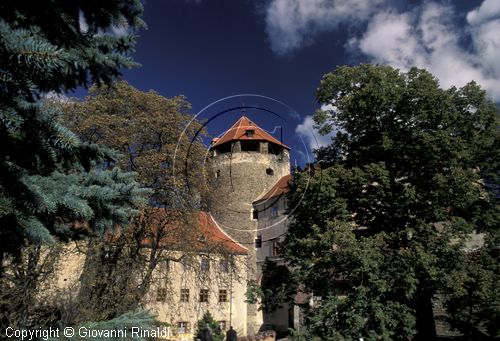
195 312 224 341
0 0 146 263
0 0 154 334
283 65 499 339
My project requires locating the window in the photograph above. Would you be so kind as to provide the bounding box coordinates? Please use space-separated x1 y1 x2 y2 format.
216 169 221 178
240 140 259 151
252 209 258 220
219 258 229 273
272 240 280 257
180 288 189 302
156 288 167 302
177 322 190 334
268 143 282 155
159 259 170 272
219 321 227 331
266 168 274 176
245 129 255 138
201 257 210 271
271 206 279 217
199 289 209 302
182 260 191 272
219 289 228 303
255 235 262 248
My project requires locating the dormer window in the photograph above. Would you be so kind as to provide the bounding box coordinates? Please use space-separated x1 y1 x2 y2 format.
245 129 255 138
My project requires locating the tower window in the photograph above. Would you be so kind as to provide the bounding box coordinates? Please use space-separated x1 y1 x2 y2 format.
241 140 259 151
266 168 274 176
245 129 255 138
216 169 221 178
252 209 258 220
255 235 262 248
268 143 282 155
271 206 279 217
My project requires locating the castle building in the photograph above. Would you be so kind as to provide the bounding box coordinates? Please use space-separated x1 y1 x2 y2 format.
49 115 297 340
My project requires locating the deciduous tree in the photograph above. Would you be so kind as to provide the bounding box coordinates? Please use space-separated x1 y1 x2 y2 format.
284 65 499 340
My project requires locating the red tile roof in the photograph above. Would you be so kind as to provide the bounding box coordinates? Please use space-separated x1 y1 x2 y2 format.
210 116 290 150
254 174 292 203
198 211 248 254
135 209 247 254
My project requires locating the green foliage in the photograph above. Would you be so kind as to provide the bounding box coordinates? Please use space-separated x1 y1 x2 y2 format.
0 0 150 333
246 259 296 313
0 0 146 257
195 311 224 341
60 80 209 208
57 82 213 322
284 65 499 339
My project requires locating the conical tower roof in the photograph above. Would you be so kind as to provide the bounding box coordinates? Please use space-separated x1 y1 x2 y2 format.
210 116 290 150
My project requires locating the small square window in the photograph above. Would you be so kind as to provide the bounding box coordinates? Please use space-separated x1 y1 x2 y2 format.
159 259 170 272
200 289 209 302
180 288 189 302
245 129 255 138
272 240 280 257
177 321 190 333
255 235 262 248
156 287 167 302
201 257 210 271
219 289 228 303
219 258 229 273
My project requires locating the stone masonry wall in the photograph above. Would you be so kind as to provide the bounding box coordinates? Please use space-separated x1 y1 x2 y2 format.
209 142 290 335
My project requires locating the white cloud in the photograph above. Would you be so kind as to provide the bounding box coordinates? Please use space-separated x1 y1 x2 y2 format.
295 114 334 151
353 1 500 101
358 11 426 68
264 0 500 101
466 0 500 25
265 0 387 55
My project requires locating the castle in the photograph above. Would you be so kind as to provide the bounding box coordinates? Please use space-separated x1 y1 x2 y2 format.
50 115 297 340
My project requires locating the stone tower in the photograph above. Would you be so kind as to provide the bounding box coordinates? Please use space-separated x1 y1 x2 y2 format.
209 116 291 335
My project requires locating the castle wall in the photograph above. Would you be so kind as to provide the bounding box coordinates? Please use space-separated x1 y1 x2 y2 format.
41 244 248 340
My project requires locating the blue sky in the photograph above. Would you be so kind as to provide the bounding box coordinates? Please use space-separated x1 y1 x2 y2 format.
77 0 500 165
